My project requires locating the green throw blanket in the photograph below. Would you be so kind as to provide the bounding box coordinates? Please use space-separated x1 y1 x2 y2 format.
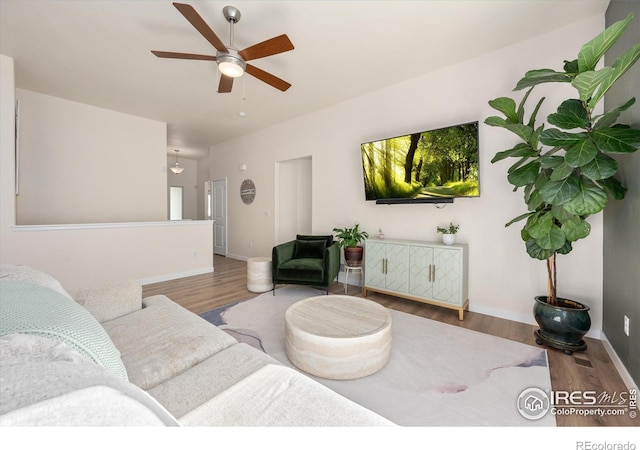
0 281 128 380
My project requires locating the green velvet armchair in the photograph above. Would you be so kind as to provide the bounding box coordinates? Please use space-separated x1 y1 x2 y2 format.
272 234 340 294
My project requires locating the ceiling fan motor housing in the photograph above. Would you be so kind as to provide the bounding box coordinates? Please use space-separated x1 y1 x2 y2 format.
223 6 241 24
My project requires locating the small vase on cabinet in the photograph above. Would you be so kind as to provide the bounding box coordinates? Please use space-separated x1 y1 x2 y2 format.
442 234 456 245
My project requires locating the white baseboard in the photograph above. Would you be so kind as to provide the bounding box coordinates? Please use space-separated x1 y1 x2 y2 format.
138 266 213 285
599 331 639 391
224 253 249 261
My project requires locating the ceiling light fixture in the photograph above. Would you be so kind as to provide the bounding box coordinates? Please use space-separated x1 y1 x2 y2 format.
216 6 245 78
217 50 246 78
170 149 184 174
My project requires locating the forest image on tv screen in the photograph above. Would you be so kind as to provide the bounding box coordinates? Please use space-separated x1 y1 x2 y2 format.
361 122 479 200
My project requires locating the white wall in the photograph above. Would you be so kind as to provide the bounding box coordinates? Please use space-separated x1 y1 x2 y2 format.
206 16 607 333
1 55 213 292
15 89 167 224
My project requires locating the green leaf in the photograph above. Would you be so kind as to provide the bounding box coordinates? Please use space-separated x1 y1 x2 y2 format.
599 176 627 200
539 155 564 169
561 216 591 242
572 67 615 103
491 143 536 163
547 99 588 129
540 129 587 147
563 59 579 75
505 211 534 227
526 211 553 239
527 189 544 211
526 239 555 260
539 175 581 205
515 69 572 91
485 117 534 142
526 97 546 129
565 138 598 167
594 98 636 129
551 205 576 223
578 13 634 72
593 127 640 153
535 225 566 251
550 162 574 181
563 178 608 216
557 240 573 255
516 88 535 124
581 153 617 181
588 42 640 108
508 161 540 187
488 97 519 123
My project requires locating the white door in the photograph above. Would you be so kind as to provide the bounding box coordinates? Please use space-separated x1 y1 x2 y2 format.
212 178 227 256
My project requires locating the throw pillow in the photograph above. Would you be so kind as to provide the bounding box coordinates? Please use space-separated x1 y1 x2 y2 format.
0 281 128 380
294 239 326 259
296 234 334 249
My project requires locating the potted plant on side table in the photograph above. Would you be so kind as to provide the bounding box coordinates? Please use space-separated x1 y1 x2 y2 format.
485 13 640 354
333 223 369 267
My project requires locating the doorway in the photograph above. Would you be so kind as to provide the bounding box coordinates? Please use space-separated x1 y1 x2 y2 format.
276 157 312 244
211 178 227 256
169 186 183 220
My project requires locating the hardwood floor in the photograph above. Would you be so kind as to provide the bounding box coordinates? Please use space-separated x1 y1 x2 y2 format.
143 255 637 427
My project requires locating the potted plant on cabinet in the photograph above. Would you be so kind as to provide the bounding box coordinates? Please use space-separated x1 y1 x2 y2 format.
333 223 369 267
485 13 640 354
437 222 460 245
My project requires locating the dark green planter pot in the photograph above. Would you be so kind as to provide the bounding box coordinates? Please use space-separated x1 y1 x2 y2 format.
533 296 591 355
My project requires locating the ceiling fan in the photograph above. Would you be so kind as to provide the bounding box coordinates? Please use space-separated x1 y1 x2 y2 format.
152 2 294 93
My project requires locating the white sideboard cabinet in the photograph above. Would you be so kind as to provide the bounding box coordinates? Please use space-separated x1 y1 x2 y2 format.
363 238 469 320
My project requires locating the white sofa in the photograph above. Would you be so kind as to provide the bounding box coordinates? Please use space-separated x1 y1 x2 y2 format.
0 264 393 426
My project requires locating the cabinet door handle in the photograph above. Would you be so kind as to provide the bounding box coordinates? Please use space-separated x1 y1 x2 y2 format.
428 264 433 282
384 258 388 274
432 265 436 281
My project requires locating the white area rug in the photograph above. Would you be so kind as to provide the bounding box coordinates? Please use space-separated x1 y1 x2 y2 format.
201 286 555 426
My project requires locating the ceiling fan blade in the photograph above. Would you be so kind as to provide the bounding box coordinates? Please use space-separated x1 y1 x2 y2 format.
245 64 291 92
173 2 228 53
239 34 294 61
151 50 216 61
218 75 233 93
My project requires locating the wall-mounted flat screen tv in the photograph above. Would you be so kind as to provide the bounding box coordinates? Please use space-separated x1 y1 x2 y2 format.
360 121 479 204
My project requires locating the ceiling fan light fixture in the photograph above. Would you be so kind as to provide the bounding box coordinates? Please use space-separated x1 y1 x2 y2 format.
217 52 246 78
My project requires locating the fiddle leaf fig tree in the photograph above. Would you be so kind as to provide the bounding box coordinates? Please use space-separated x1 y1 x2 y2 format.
486 13 640 306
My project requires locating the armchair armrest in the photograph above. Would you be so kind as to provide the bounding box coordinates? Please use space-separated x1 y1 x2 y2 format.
73 280 142 323
272 240 296 280
324 242 341 284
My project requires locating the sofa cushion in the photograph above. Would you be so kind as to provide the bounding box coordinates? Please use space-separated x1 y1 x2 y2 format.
0 334 178 426
294 239 326 259
102 295 237 390
73 280 142 323
179 364 395 426
149 343 279 419
0 264 72 300
277 258 325 282
0 281 128 380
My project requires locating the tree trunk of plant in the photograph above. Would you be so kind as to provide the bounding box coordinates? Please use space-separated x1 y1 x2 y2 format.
546 253 557 305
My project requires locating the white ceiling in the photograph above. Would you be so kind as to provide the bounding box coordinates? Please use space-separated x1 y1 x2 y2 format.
0 0 609 159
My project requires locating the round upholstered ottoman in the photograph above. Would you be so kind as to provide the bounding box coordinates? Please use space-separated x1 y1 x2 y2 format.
285 295 392 380
247 257 272 293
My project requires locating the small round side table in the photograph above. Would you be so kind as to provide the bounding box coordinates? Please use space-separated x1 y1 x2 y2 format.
344 264 363 294
247 257 272 293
